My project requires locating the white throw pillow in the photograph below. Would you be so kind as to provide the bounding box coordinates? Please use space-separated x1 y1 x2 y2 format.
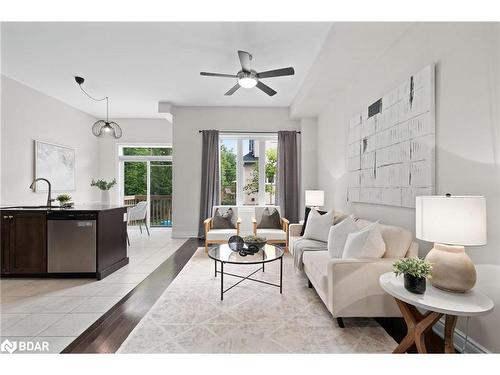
327 215 358 258
342 221 386 259
302 209 336 243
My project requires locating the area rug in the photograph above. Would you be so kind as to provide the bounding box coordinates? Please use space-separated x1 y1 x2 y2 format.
118 248 397 353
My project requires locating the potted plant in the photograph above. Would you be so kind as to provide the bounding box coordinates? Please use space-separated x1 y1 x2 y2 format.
91 178 117 204
56 193 73 208
393 257 432 294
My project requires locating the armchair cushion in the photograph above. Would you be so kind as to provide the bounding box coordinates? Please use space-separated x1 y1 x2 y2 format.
256 207 282 229
206 228 238 241
255 228 287 241
212 207 236 229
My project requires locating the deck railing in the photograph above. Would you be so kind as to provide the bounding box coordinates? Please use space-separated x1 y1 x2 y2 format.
124 195 172 227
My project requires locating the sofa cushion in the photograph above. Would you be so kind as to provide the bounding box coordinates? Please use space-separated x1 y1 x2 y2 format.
327 215 358 258
255 228 286 241
356 219 412 258
206 228 238 241
300 207 327 236
302 251 330 297
303 209 337 242
343 222 386 259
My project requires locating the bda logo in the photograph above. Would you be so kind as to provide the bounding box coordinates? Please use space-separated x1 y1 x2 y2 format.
1 339 17 354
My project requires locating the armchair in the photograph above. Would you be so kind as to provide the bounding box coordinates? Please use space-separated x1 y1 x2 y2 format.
252 206 289 251
204 206 241 252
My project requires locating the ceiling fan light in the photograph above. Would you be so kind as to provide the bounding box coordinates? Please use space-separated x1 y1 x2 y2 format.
238 76 257 89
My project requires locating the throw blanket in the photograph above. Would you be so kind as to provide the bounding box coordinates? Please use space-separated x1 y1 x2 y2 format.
293 238 328 271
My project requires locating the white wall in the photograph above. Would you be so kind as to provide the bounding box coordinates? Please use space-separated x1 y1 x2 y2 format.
313 23 500 352
97 118 173 203
171 106 300 238
1 75 101 205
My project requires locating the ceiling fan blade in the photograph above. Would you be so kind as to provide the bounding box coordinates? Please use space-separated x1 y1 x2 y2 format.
257 67 295 79
256 81 277 96
237 50 252 72
224 84 240 96
200 72 237 78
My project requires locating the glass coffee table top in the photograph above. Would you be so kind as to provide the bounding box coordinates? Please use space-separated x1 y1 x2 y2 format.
208 243 284 264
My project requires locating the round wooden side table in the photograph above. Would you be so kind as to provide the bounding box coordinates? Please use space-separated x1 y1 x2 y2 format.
379 272 494 354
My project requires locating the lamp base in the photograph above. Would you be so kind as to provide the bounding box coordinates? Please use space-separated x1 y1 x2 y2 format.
424 243 476 293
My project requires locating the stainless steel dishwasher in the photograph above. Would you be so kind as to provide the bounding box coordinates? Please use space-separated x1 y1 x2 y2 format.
47 211 97 273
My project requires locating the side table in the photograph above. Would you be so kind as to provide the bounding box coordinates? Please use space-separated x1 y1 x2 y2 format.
379 272 494 353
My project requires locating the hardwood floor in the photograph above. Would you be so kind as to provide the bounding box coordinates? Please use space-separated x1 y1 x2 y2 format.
63 237 444 353
62 238 202 353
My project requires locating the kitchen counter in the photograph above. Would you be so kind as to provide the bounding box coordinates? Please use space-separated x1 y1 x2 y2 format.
1 204 127 211
1 205 128 279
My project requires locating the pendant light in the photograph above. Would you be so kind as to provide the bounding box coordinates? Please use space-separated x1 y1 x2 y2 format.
75 76 123 139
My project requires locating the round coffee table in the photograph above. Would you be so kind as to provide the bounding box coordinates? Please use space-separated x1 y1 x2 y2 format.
379 272 494 353
208 243 284 300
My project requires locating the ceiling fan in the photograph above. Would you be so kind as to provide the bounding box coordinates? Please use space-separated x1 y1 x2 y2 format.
200 50 295 96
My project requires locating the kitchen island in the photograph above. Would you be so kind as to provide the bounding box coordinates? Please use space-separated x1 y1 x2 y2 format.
1 204 128 280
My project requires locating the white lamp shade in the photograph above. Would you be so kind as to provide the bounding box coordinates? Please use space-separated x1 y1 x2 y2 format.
305 190 324 207
416 195 487 246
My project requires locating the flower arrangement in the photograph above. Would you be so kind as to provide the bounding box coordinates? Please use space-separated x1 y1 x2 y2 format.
91 178 117 191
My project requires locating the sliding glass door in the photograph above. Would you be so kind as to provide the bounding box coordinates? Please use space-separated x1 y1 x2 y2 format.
119 146 173 228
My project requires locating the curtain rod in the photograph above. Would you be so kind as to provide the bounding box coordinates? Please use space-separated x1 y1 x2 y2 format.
198 130 301 134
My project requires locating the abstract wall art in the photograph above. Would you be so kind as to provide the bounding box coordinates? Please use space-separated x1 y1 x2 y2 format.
347 64 435 208
34 140 76 191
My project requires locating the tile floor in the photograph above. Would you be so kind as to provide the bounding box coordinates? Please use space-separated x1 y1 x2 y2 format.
0 227 186 354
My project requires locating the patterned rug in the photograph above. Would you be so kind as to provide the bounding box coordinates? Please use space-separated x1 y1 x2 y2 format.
118 248 397 353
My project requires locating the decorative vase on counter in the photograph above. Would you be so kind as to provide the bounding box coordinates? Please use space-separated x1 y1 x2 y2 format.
404 274 426 294
101 190 110 205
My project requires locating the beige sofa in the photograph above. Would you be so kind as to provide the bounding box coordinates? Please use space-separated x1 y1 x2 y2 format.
289 219 418 326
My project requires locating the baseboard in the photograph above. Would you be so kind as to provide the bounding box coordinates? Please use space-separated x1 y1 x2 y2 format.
433 320 489 353
171 230 198 239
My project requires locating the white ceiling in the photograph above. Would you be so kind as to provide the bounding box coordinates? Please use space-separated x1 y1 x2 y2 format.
1 22 332 118
290 23 415 117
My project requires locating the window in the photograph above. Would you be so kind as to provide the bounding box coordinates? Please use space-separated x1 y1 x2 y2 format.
122 147 172 156
219 135 278 206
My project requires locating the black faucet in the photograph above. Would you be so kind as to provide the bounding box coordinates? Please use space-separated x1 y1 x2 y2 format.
29 178 54 207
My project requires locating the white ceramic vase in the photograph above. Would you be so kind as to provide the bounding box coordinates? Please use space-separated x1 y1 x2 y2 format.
101 189 110 205
425 243 477 293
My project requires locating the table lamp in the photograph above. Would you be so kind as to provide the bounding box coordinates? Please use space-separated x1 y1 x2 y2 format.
305 190 324 210
416 195 487 293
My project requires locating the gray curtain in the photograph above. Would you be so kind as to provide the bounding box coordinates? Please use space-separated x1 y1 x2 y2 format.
198 130 220 238
277 130 299 223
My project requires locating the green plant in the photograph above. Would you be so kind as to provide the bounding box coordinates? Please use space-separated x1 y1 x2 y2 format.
56 194 72 204
393 257 432 279
243 235 267 243
91 178 117 191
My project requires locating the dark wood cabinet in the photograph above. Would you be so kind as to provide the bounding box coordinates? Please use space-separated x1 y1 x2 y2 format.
1 211 47 274
1 206 127 279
